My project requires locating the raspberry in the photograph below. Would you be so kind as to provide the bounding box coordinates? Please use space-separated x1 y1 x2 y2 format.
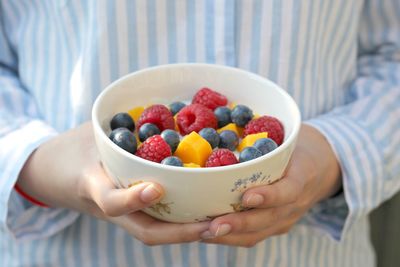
244 116 284 145
192 87 228 110
205 149 238 167
136 135 172 163
176 104 217 135
137 105 175 132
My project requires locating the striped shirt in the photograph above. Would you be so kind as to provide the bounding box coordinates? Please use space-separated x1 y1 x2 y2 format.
1 0 399 266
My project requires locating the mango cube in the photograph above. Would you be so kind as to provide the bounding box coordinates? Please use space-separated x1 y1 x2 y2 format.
237 132 269 152
183 163 201 168
174 114 179 131
217 123 243 137
174 132 212 167
128 106 145 123
228 102 237 109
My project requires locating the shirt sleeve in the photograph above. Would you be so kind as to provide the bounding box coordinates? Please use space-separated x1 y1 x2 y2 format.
0 8 79 242
304 0 400 241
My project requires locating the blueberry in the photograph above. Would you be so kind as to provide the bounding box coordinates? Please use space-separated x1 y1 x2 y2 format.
219 130 239 151
109 127 128 140
199 128 220 148
239 147 262 163
161 129 180 153
231 105 253 127
214 107 232 128
109 128 137 154
253 138 278 155
161 156 183 167
110 112 135 131
138 123 160 142
169 101 186 115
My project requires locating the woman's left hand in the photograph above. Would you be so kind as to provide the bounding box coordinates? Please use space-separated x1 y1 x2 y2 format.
200 124 342 247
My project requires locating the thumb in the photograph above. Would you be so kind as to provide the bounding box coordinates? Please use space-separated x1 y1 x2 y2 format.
84 166 164 217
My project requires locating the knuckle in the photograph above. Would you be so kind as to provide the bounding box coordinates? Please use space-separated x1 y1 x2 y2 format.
236 216 249 232
269 208 281 222
141 237 157 246
276 225 293 235
136 228 156 246
242 240 258 248
100 205 115 217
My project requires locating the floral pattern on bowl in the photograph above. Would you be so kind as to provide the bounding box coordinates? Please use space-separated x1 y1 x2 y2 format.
230 171 272 193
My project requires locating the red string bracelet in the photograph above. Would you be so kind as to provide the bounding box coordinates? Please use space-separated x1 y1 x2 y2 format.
14 184 49 208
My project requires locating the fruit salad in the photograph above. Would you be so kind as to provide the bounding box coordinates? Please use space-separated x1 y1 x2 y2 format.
108 87 284 168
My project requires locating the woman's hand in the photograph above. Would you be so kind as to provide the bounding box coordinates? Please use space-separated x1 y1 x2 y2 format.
200 124 342 247
17 122 209 245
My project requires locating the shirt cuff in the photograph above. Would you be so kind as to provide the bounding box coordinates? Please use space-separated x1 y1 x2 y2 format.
303 114 383 241
0 120 79 241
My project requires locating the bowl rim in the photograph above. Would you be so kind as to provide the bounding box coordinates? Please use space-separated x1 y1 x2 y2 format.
92 63 301 173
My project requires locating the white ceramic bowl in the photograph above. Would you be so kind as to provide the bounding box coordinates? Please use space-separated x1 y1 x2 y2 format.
92 63 301 223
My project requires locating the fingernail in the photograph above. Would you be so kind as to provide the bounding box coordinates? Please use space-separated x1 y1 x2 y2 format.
215 224 231 237
200 230 214 240
245 194 264 207
140 184 162 203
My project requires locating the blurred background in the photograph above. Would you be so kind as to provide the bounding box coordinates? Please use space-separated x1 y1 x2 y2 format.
370 192 400 267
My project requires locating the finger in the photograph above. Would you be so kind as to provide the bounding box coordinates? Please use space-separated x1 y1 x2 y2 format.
241 171 305 209
83 167 164 217
110 211 210 245
200 205 295 237
201 217 297 247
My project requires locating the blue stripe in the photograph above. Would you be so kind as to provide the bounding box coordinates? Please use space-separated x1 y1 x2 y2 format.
89 219 99 267
319 0 335 113
204 0 215 63
89 2 103 101
167 0 177 63
298 1 314 117
180 243 190 267
161 243 173 267
245 245 257 267
229 247 237 267
267 0 282 82
123 234 136 265
126 0 139 72
58 223 71 267
249 0 263 73
107 223 118 267
186 0 196 62
147 0 158 66
286 0 301 98
217 245 227 267
142 244 155 267
224 0 235 67
42 2 64 130
308 0 322 117
234 0 242 67
325 0 347 110
198 242 208 267
378 0 391 43
336 1 357 89
107 1 120 81
43 229 57 267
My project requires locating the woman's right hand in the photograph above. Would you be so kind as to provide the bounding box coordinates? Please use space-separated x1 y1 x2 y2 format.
17 122 209 245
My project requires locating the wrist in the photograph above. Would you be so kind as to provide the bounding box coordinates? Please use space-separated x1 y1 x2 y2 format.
299 124 342 200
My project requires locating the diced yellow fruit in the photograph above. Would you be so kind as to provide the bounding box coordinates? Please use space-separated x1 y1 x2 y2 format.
174 114 179 131
228 102 236 109
237 132 269 152
174 132 212 167
128 106 145 122
253 114 260 119
217 123 243 137
183 163 201 168
135 132 141 146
